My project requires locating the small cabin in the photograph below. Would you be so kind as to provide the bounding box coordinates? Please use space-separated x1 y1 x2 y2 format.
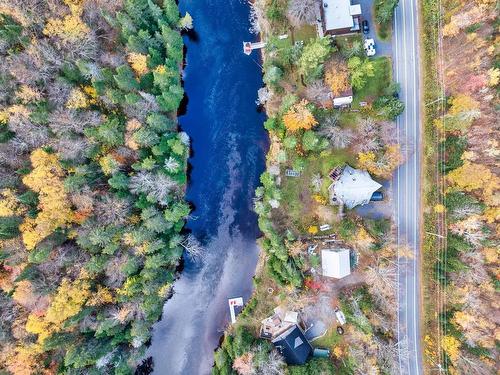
272 325 313 365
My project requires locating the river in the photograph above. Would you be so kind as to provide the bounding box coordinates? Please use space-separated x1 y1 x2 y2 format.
146 1 267 374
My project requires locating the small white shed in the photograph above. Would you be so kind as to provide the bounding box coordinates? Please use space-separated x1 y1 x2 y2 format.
333 95 353 107
321 249 351 279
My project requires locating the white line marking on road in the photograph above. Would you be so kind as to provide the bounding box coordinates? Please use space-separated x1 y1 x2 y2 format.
410 0 421 373
401 0 411 372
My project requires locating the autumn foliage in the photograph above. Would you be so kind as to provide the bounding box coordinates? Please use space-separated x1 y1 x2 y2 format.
282 99 318 133
324 60 349 96
20 149 73 250
0 0 189 373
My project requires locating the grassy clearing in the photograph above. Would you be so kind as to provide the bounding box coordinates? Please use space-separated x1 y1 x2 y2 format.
292 24 317 43
279 149 353 230
334 34 363 52
376 21 392 42
312 327 343 349
353 56 392 104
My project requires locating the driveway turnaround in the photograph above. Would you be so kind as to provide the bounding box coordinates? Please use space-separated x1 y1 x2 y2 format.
392 0 423 374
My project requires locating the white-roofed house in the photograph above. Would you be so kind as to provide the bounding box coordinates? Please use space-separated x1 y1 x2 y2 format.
332 87 353 108
321 248 351 278
328 165 382 209
320 0 362 36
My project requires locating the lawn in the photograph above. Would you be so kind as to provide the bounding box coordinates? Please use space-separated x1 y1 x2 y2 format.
353 56 392 104
312 326 343 349
334 34 363 54
292 24 317 43
338 111 361 129
278 149 353 232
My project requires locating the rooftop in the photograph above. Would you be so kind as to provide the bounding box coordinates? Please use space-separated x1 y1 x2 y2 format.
329 165 382 209
321 248 351 278
272 325 313 365
322 0 361 31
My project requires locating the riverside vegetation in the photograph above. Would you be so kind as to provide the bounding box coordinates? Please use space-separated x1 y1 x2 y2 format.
212 1 413 374
0 0 192 373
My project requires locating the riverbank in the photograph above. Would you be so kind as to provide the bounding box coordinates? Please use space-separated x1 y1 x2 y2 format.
213 1 408 373
0 2 190 374
146 1 268 374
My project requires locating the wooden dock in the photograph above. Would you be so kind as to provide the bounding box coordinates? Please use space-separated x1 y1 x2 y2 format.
243 34 288 55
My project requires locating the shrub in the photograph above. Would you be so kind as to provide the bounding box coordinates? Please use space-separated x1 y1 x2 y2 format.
439 135 467 172
298 37 334 81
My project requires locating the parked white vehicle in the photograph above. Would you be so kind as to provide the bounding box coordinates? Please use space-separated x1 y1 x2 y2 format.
334 307 346 325
364 38 376 56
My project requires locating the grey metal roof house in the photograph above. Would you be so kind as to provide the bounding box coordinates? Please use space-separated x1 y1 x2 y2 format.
272 325 313 365
328 165 382 209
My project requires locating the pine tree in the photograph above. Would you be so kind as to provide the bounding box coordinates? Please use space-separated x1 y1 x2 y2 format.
114 65 140 91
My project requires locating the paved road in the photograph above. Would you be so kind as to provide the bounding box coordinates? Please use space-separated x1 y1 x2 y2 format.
392 0 423 374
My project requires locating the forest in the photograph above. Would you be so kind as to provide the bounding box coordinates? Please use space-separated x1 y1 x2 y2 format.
421 0 499 372
0 0 191 373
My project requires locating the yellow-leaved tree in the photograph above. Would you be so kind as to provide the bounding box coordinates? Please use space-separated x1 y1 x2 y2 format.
44 0 89 41
20 149 73 250
26 277 91 344
357 145 403 179
127 53 149 76
447 161 499 205
283 99 318 133
441 335 460 362
0 189 25 217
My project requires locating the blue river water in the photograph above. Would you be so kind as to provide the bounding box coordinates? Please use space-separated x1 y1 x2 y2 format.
147 1 268 374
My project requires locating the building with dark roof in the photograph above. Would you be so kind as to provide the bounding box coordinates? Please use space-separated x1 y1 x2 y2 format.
271 325 313 365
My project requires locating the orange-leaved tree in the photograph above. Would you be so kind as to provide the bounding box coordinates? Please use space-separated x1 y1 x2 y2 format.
283 99 317 133
325 61 349 96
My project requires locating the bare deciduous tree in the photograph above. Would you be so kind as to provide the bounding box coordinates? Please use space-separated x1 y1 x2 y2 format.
319 123 354 149
129 171 179 205
288 0 320 27
95 195 131 226
253 346 285 375
180 234 204 261
305 80 331 104
256 87 272 106
164 156 180 173
52 136 89 162
49 109 102 136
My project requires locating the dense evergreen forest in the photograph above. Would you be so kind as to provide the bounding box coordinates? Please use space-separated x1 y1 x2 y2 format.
0 1 191 373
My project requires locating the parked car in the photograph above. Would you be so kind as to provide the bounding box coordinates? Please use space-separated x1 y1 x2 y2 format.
364 38 376 57
334 307 346 325
370 191 384 201
362 20 369 34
